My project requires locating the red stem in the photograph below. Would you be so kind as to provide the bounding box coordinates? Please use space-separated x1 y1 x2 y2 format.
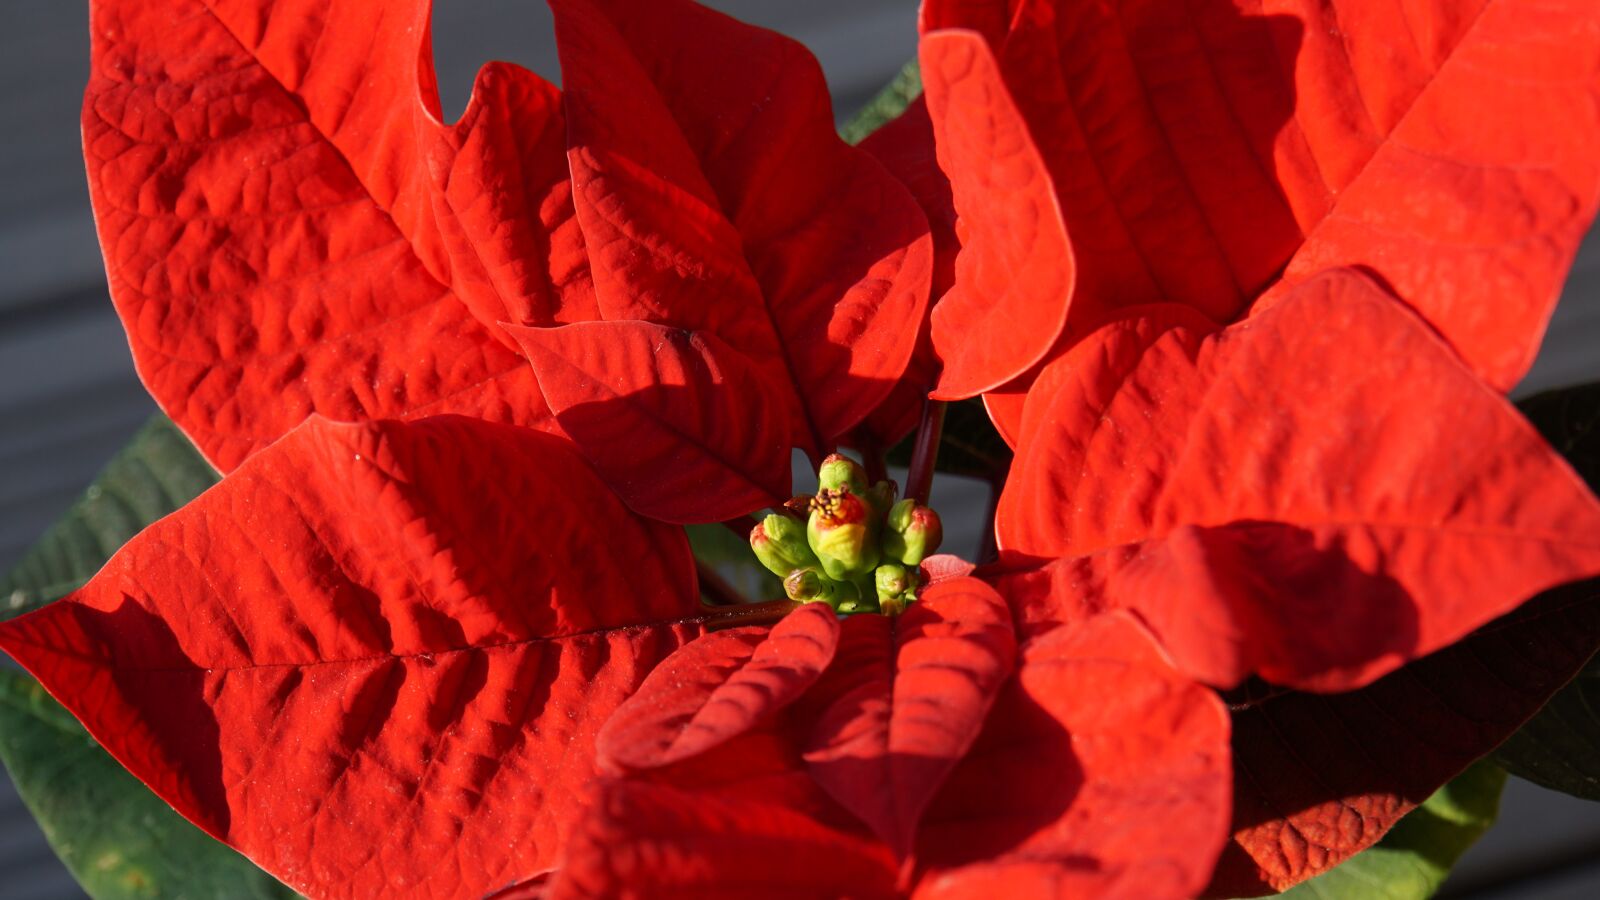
704 598 799 630
904 399 948 506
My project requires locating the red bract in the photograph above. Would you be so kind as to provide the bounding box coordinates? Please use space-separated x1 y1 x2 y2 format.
557 580 1232 899
988 269 1600 889
912 0 1600 405
85 0 932 522
0 415 716 899
0 416 713 896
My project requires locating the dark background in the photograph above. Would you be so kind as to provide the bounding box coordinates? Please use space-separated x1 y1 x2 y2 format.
1 1 1597 896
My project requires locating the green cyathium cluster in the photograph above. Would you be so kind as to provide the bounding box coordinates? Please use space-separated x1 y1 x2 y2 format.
750 454 944 615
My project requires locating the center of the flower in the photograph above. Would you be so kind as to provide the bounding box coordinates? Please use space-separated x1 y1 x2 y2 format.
749 454 944 615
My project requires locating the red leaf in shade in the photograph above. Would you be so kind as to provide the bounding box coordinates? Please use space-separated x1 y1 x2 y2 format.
596 602 840 776
918 31 1074 400
996 269 1600 690
913 612 1232 900
919 0 1600 391
853 98 959 447
795 577 1016 856
0 416 706 900
84 0 591 470
551 0 935 446
1210 582 1600 895
550 776 900 900
508 321 793 523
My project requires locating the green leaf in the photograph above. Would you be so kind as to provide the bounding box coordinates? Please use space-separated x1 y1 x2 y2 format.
1493 382 1600 799
1269 760 1506 899
0 669 293 898
0 414 291 897
838 59 921 145
686 522 783 602
2 415 218 622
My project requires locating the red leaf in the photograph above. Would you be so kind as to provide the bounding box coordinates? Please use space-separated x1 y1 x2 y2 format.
549 776 899 900
596 603 841 776
796 577 1016 856
508 321 793 523
554 0 936 445
914 613 1232 900
0 416 703 899
854 98 959 446
1210 583 1600 894
921 0 1600 390
998 269 1600 689
919 31 1074 400
547 0 788 368
85 0 587 469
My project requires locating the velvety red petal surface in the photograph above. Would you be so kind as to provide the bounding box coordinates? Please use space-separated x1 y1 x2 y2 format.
854 97 959 445
85 0 585 470
998 269 1600 690
796 577 1016 856
596 602 840 776
0 416 703 899
920 31 1074 400
548 0 789 370
922 0 1600 390
914 612 1232 900
1212 582 1600 894
551 775 899 900
509 321 792 523
553 0 935 447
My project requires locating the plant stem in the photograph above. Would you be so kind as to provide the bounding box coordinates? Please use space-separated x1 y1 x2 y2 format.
696 561 749 606
904 399 948 506
704 598 799 630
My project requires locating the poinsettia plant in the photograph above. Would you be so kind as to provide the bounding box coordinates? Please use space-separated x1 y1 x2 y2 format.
4 0 1600 898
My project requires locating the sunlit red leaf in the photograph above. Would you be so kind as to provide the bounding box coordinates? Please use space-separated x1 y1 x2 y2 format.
508 321 793 523
795 577 1016 855
596 602 840 776
0 416 703 899
919 31 1074 400
1210 583 1600 895
854 97 958 446
555 0 935 446
921 0 1600 390
914 612 1232 900
997 269 1600 690
85 0 591 470
548 0 788 367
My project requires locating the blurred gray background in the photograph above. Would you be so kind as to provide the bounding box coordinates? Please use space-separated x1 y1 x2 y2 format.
1 1 1598 897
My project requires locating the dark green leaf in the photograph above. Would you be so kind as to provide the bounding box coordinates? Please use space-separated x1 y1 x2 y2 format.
2 415 218 622
838 59 920 145
1493 382 1600 799
1269 760 1506 899
0 414 290 897
0 669 293 898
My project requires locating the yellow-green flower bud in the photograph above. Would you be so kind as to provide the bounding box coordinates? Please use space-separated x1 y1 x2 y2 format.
874 563 915 615
817 453 869 494
750 514 820 578
783 568 858 611
865 479 897 518
807 488 880 580
882 499 944 566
